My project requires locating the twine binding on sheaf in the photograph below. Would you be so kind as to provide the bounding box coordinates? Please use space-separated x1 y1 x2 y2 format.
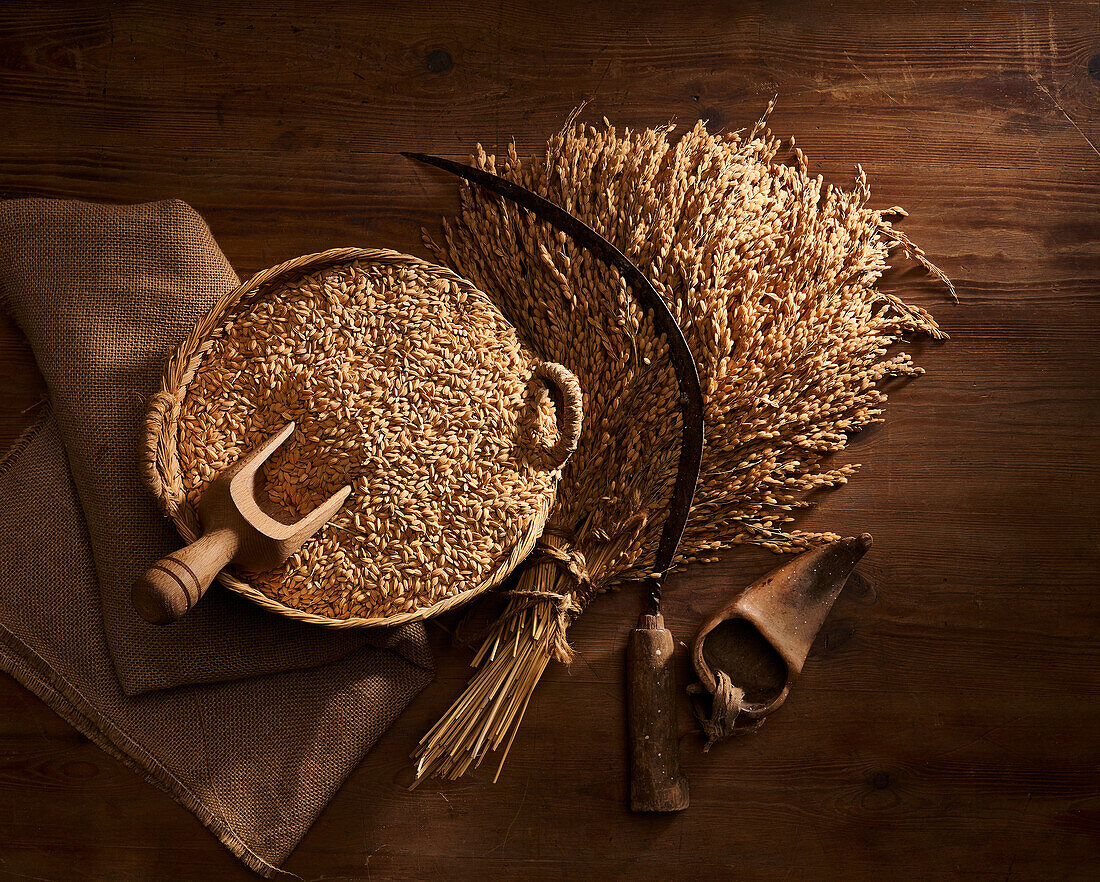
510 530 590 664
141 247 582 629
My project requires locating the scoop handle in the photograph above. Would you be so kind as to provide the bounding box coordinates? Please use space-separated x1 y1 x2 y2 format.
627 612 690 812
131 528 240 625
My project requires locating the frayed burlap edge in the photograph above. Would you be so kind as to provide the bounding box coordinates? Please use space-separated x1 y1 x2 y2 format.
0 625 287 877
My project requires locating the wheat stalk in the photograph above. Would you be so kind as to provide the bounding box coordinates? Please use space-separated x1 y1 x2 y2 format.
414 107 952 780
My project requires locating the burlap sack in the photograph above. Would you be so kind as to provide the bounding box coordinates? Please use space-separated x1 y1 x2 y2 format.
0 199 435 874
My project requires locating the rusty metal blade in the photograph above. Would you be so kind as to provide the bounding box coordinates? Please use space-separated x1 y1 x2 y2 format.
403 152 704 609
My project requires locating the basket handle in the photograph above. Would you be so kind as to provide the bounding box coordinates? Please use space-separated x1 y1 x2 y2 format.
533 362 583 470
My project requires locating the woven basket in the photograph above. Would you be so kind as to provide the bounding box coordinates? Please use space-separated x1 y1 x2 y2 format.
142 247 582 628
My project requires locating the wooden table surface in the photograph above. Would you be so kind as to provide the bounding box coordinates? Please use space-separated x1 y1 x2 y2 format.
1 2 1097 879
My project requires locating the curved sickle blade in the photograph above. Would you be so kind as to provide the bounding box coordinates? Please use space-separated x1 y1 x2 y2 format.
403 152 704 598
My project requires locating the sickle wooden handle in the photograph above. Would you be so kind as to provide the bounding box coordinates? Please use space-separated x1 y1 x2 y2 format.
627 613 690 812
131 528 241 624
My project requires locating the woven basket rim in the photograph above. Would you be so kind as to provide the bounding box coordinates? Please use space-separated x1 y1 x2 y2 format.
141 246 560 629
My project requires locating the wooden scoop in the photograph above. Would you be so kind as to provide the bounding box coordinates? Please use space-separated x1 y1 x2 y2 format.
690 534 872 744
131 421 351 625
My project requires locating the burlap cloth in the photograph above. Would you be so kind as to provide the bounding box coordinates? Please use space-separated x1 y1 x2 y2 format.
0 199 434 875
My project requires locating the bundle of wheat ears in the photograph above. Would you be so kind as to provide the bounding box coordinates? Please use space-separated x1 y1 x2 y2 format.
414 106 954 781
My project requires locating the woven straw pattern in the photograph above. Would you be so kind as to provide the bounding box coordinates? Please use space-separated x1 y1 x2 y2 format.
143 247 580 628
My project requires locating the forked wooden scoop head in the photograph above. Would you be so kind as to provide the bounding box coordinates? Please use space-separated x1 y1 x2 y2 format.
131 422 351 625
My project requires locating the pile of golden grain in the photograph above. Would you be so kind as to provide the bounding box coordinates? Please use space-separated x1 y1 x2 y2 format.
176 259 558 620
415 110 953 780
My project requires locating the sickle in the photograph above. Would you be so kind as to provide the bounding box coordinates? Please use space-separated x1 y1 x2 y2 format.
404 152 704 812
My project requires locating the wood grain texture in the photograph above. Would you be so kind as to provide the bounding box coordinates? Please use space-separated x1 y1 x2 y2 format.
1 1 1097 879
626 614 691 812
